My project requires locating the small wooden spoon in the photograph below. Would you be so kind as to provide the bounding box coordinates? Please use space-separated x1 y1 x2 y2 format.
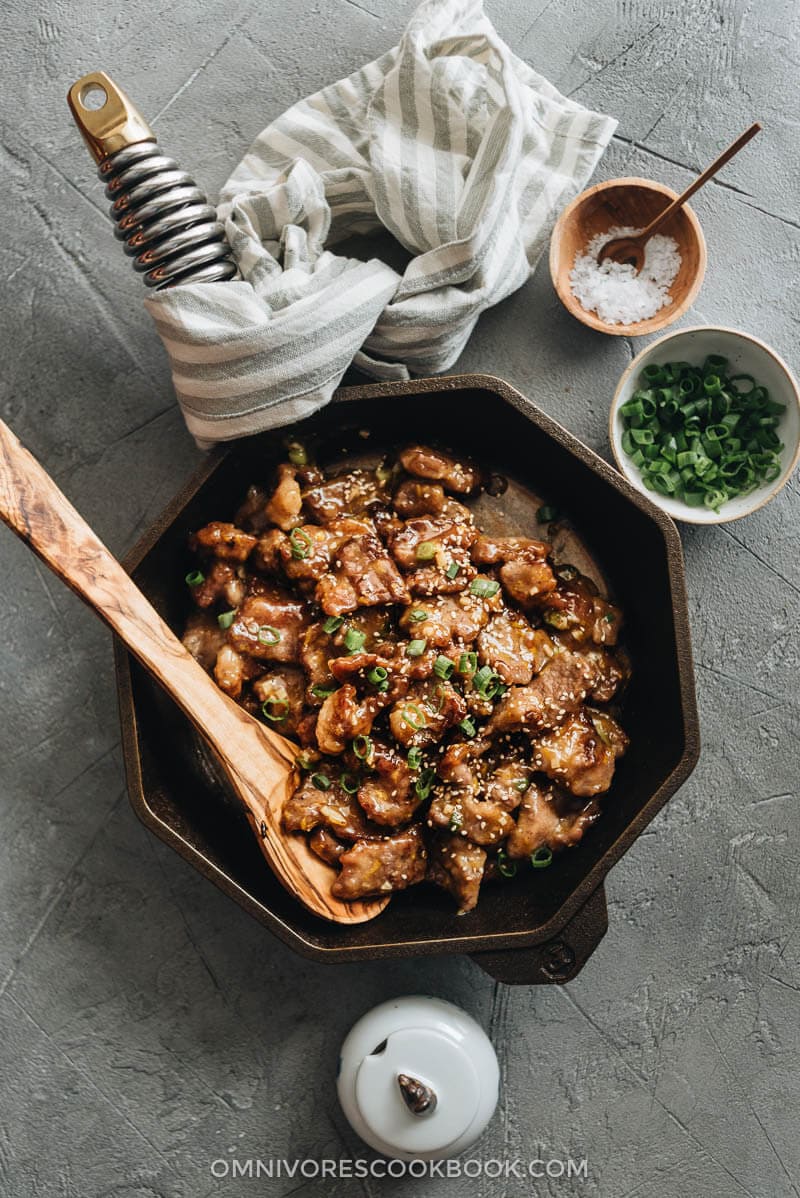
598 122 761 270
0 419 388 925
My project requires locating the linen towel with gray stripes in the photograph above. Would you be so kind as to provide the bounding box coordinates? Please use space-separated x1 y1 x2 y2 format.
144 0 617 447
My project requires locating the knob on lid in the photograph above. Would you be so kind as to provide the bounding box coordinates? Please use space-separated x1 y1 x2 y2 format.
337 996 499 1160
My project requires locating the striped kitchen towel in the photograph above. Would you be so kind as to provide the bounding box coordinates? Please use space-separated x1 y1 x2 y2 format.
145 0 617 446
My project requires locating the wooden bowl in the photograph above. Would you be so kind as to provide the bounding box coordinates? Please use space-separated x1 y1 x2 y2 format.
549 177 707 337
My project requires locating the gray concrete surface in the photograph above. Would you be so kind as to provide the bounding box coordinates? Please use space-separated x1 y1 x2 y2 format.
1 0 798 1195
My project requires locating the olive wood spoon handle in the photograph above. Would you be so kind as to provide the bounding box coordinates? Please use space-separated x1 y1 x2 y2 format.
599 122 761 268
0 419 388 925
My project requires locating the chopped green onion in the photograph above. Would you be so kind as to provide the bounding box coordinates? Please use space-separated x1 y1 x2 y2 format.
339 773 359 794
261 698 289 723
217 609 236 630
406 639 427 657
343 627 366 653
448 809 463 831
473 665 501 699
352 734 373 761
185 570 204 587
257 625 281 646
459 717 476 738
415 541 437 561
619 356 785 512
311 773 331 791
415 767 435 801
497 850 517 878
401 704 427 730
289 526 313 560
408 609 429 623
536 504 560 523
407 747 423 770
287 441 307 466
296 754 313 771
543 610 571 631
457 651 478 675
323 615 343 634
311 684 335 699
366 666 388 686
444 561 460 580
470 577 500 598
515 777 530 793
531 845 553 869
434 655 454 680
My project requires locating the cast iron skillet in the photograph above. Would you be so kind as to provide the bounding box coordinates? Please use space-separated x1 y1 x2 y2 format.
115 375 700 984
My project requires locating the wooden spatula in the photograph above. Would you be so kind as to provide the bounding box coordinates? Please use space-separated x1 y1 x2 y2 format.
0 419 388 925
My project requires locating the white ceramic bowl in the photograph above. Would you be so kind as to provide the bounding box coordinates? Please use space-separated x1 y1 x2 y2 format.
609 326 800 524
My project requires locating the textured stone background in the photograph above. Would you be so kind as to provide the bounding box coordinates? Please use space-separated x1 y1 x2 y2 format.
1 0 798 1195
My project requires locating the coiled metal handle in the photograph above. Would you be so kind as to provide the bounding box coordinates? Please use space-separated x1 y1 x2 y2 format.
67 72 237 289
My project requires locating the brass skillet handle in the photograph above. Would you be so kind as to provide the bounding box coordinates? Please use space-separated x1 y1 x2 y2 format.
67 71 155 163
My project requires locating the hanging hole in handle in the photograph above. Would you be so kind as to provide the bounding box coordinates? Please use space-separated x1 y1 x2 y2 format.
80 83 108 111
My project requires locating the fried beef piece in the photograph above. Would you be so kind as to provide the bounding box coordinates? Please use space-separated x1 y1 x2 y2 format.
533 709 628 797
356 743 417 827
488 650 595 735
252 528 288 575
213 644 262 699
427 833 486 913
331 824 427 898
485 762 529 812
471 534 550 564
190 559 246 609
252 666 307 735
428 787 514 846
398 594 492 649
227 587 309 663
392 480 447 518
308 827 347 865
303 469 385 524
436 739 488 788
506 780 601 857
540 572 621 646
316 533 411 616
315 683 380 754
399 446 481 494
583 647 629 703
190 522 256 563
591 596 622 646
260 518 372 586
477 613 555 685
234 484 271 534
283 774 377 840
389 516 477 594
182 610 226 670
264 464 303 531
389 679 467 748
299 622 336 689
500 559 558 607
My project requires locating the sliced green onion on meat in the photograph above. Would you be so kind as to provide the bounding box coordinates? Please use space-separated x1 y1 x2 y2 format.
408 609 429 623
311 773 331 791
415 767 435 801
444 561 460 580
406 639 427 658
289 527 313 559
470 577 500 598
261 698 289 722
407 747 423 770
257 625 281 645
323 615 343 634
448 809 463 831
537 504 560 523
344 627 366 653
415 541 437 561
459 717 476 738
401 704 427 730
185 570 204 587
339 773 359 794
367 666 388 686
531 845 553 869
217 609 236 630
287 441 307 466
434 655 454 680
497 850 517 878
352 734 374 760
515 777 530 793
473 665 501 699
311 684 335 699
619 356 785 511
457 651 478 675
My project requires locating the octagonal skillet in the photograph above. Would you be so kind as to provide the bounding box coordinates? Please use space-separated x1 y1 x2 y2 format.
116 374 700 985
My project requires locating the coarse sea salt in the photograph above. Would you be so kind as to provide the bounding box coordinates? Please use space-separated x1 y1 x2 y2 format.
569 225 681 325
